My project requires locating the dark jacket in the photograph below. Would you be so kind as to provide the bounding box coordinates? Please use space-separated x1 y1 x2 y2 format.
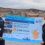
42 24 45 43
0 17 4 37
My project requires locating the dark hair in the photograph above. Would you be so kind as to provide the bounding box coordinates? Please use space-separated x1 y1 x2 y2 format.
42 24 45 33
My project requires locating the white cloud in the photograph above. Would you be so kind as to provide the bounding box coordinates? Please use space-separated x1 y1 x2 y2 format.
0 0 45 10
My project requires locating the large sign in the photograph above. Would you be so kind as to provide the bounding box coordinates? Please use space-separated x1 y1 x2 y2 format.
3 16 43 42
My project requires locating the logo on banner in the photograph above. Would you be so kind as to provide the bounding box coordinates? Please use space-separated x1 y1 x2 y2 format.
33 30 39 39
36 19 42 23
12 27 16 33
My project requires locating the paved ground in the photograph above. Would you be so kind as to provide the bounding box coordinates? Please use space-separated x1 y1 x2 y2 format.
5 41 41 45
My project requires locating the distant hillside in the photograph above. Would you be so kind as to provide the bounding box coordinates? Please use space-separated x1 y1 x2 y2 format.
0 7 45 18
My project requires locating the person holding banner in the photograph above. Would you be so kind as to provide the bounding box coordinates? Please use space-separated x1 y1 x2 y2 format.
0 17 5 45
42 24 45 45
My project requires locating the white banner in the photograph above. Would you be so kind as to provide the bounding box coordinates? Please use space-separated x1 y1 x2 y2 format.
3 16 43 42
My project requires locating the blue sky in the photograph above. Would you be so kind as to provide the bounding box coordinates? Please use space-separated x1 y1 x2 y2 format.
0 0 45 10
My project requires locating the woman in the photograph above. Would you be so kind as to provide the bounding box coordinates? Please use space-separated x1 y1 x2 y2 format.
42 24 45 45
0 17 5 45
